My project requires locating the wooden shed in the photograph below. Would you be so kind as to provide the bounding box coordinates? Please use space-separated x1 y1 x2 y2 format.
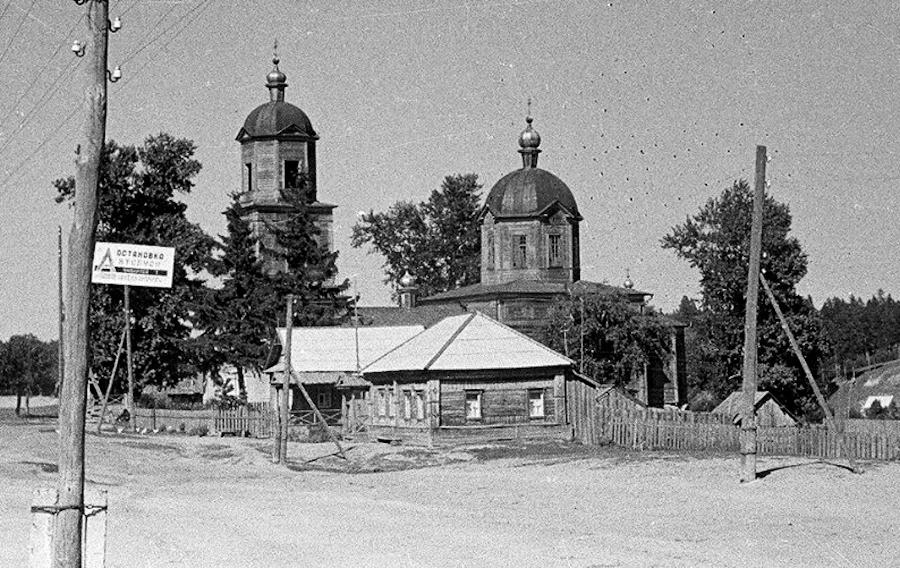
712 391 798 427
361 312 574 446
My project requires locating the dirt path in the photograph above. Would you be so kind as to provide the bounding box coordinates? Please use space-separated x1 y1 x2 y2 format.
1 421 896 567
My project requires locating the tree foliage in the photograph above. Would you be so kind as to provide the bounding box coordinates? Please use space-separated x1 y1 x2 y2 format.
0 335 57 414
820 290 900 380
543 292 672 387
352 173 481 298
663 181 829 418
54 133 216 391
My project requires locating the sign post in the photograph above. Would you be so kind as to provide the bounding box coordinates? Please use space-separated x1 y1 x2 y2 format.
91 242 175 433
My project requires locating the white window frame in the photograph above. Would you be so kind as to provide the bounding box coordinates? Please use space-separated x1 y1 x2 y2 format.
528 389 545 418
465 390 482 420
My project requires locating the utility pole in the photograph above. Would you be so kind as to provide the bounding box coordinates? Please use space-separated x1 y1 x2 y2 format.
57 226 64 397
279 294 294 464
739 145 766 484
55 0 109 565
124 284 134 432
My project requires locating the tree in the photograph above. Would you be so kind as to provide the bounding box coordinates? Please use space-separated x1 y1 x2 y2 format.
193 194 278 399
54 133 216 392
820 291 900 382
662 180 829 417
352 173 482 298
268 180 349 326
0 335 57 415
542 292 672 387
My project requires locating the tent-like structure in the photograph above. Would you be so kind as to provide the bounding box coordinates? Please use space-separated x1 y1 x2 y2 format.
712 391 798 427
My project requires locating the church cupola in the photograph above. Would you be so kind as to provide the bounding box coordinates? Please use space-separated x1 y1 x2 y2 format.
518 116 541 168
266 55 287 102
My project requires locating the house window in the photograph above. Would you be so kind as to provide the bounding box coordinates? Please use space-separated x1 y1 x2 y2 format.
377 389 387 417
245 163 252 192
415 391 425 420
528 389 545 418
548 234 562 267
284 160 300 188
465 391 482 420
512 235 527 268
486 232 495 269
403 391 412 420
317 390 332 408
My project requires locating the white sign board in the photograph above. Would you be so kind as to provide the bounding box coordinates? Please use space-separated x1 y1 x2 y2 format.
91 242 175 288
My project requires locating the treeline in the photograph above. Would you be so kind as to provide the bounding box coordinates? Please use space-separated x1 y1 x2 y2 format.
0 335 58 414
820 290 900 379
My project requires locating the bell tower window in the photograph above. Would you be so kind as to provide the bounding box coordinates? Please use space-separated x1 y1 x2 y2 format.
548 234 562 268
513 235 527 268
486 232 495 269
245 163 252 193
284 160 300 189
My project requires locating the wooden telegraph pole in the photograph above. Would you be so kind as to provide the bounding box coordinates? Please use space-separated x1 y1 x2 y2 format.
124 284 135 431
57 226 65 396
279 294 294 464
54 0 109 565
740 145 766 483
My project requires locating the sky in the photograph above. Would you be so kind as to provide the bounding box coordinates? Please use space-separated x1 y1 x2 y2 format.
1 0 899 341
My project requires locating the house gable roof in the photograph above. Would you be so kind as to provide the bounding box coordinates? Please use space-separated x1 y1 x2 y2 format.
362 311 573 374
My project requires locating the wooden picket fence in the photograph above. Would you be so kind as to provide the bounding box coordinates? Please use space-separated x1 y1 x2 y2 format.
568 379 900 460
214 405 274 438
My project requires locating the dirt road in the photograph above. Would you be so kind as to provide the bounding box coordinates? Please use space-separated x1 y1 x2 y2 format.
1 421 895 567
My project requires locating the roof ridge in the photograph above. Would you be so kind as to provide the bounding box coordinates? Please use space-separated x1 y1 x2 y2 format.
423 312 477 370
468 310 574 366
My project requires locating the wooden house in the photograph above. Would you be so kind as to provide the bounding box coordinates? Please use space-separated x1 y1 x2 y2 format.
712 391 798 427
360 311 574 445
264 325 423 427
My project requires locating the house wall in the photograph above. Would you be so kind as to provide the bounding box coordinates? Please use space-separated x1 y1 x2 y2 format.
440 377 559 426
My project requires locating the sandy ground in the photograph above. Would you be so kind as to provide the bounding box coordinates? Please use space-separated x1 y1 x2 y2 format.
1 419 897 568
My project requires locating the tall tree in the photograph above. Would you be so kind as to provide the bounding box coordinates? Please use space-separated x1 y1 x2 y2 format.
269 180 349 326
543 292 672 387
352 173 482 298
0 335 57 415
54 133 216 391
193 194 277 398
662 180 829 417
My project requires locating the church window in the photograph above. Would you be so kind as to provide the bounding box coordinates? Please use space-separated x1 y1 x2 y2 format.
245 163 252 192
513 235 527 268
486 232 495 269
548 234 562 267
284 160 300 188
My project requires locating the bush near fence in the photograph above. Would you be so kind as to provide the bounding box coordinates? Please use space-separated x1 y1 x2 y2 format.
130 405 274 437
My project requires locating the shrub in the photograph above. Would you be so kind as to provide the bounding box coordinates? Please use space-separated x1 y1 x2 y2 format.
188 424 209 437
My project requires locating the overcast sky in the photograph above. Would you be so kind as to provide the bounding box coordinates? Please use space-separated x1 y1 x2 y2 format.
2 0 899 341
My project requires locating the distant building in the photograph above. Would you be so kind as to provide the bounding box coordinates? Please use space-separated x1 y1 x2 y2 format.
829 359 900 418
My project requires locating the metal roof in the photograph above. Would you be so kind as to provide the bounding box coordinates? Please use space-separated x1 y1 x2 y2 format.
267 325 424 374
362 312 573 374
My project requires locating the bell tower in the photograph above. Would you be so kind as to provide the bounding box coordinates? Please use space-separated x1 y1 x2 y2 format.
235 48 336 270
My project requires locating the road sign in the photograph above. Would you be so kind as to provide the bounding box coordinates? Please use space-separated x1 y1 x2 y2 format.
91 242 175 288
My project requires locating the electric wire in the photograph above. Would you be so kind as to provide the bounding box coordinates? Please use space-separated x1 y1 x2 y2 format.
0 0 36 67
0 16 80 136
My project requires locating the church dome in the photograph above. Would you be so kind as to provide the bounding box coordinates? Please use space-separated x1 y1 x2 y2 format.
237 55 318 141
483 116 580 220
240 102 317 140
485 168 580 219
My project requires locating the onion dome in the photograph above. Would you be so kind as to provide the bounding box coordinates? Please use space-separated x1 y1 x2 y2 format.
623 272 634 289
483 116 580 220
236 56 318 142
518 116 541 149
399 271 417 288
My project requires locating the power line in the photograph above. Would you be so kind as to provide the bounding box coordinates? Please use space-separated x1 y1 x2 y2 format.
0 0 36 66
0 16 80 135
120 0 213 67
